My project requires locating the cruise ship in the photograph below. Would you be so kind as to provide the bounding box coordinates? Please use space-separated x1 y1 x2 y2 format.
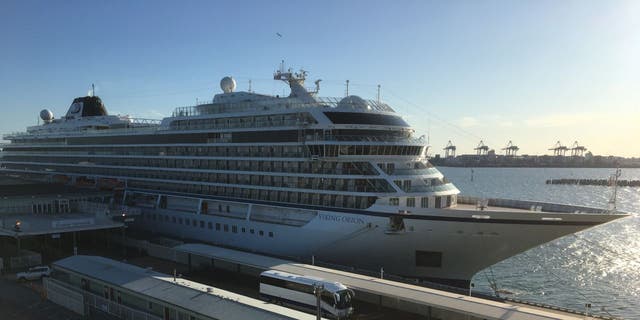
0 67 628 288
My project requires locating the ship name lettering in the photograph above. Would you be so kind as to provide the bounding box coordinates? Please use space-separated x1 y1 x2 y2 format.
319 214 364 224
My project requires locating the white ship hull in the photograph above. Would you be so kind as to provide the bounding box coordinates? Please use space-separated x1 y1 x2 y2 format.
131 191 621 287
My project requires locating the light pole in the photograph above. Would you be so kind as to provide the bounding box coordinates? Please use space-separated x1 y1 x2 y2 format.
313 283 324 320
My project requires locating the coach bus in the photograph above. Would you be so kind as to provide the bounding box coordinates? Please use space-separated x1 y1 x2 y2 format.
259 270 355 319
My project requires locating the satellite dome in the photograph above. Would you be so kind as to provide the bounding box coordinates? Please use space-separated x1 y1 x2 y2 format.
220 76 236 93
40 109 54 122
337 95 372 111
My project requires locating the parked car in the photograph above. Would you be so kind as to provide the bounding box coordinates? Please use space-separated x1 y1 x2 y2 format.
16 266 51 281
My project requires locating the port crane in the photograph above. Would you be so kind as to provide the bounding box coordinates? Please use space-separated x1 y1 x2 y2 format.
502 140 519 157
570 141 587 157
474 140 490 156
443 140 456 158
549 141 569 156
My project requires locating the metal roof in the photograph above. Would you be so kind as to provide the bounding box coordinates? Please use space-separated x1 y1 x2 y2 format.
53 255 321 320
176 243 590 320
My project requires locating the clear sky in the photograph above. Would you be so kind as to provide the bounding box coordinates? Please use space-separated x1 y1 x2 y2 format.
1 0 638 156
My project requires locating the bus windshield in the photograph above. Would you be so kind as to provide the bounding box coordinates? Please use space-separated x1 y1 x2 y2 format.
335 289 353 309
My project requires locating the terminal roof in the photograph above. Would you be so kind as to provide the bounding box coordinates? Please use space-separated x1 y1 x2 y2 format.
53 255 321 320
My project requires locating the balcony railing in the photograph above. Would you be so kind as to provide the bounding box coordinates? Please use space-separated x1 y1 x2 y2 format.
3 118 161 140
408 183 458 193
305 134 425 144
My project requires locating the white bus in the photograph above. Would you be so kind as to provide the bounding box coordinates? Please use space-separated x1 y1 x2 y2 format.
259 270 355 319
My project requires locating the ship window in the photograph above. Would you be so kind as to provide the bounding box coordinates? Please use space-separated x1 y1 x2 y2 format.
224 224 229 232
208 222 213 229
259 230 264 236
216 223 220 231
435 196 442 208
172 217 176 223
421 197 429 208
178 218 183 224
185 218 190 225
241 227 246 233
200 221 205 228
268 231 274 238
389 198 399 206
192 219 197 227
232 226 237 233
406 198 415 207
416 251 442 268
324 112 409 127
250 229 255 234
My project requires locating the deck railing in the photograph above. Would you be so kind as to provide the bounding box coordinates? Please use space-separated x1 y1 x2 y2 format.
457 195 612 213
172 96 395 117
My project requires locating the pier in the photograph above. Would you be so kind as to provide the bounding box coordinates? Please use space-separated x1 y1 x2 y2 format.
114 237 610 320
545 179 640 187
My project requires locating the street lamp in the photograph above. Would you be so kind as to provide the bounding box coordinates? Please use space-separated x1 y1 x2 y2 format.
313 283 325 320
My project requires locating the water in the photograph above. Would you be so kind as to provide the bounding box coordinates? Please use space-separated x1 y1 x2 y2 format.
438 167 640 319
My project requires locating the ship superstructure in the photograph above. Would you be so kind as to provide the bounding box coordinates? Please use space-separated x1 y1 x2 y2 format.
0 67 627 288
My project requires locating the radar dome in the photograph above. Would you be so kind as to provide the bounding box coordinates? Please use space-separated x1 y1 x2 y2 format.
220 76 236 93
40 109 54 122
337 95 372 111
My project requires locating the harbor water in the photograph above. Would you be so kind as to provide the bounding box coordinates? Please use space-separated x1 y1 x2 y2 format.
439 167 640 319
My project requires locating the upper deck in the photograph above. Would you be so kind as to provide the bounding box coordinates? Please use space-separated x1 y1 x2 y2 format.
171 96 395 118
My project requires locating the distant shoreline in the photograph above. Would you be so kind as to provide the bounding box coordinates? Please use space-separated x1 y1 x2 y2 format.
434 165 640 168
430 154 640 169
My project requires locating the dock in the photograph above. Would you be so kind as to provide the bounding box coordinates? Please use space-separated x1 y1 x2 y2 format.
47 255 323 320
118 237 605 320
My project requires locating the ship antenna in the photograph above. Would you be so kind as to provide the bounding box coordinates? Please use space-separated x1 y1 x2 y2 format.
345 80 350 96
377 84 381 103
91 83 95 97
248 79 252 93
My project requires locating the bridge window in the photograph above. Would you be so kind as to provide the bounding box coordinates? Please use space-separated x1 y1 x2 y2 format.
435 196 442 208
421 197 429 208
406 197 415 207
389 198 399 206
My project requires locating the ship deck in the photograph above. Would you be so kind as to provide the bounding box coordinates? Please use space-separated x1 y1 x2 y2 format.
455 196 610 214
450 203 549 213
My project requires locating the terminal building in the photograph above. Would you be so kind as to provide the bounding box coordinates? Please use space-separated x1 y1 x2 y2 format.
0 177 126 271
46 255 322 320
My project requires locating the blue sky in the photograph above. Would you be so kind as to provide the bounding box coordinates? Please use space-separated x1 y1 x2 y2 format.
1 0 638 156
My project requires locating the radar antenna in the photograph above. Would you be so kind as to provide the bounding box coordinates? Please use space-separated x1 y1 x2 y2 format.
273 62 316 102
